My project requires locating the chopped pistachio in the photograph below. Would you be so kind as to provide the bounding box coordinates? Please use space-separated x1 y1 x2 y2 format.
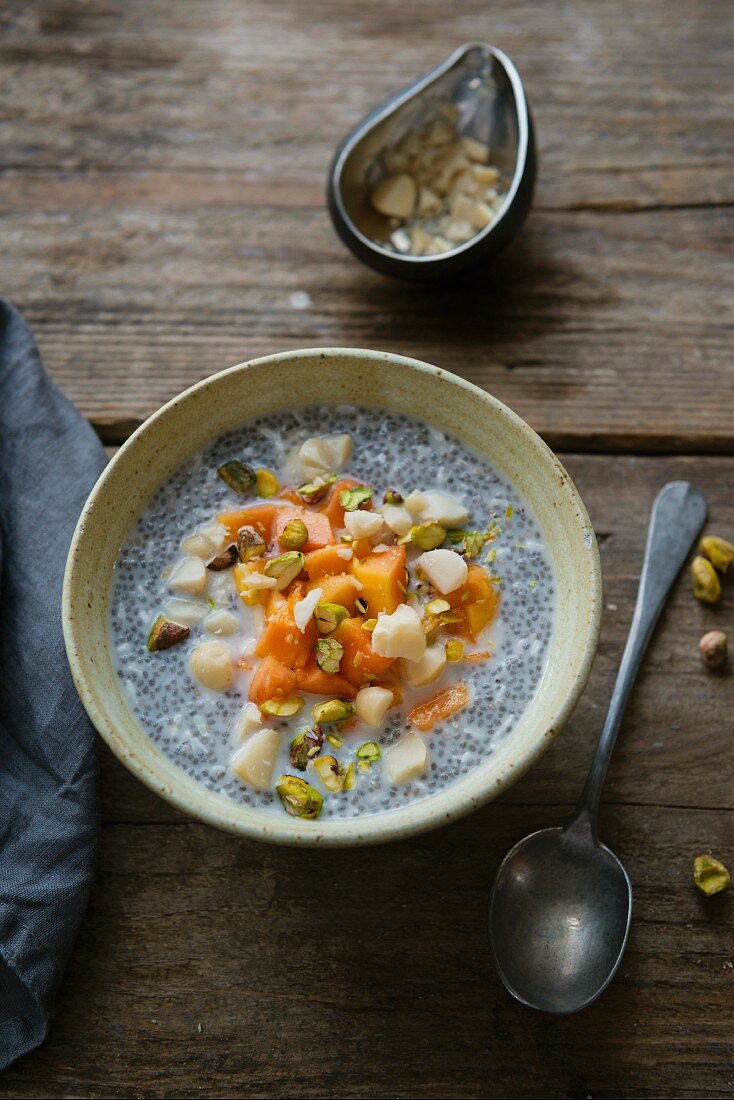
446 529 466 545
275 774 324 819
278 518 308 551
691 555 721 603
461 530 487 559
505 504 513 519
217 460 257 494
315 637 344 674
315 602 349 635
342 762 356 791
297 472 336 504
255 467 279 498
289 727 323 771
362 618 378 632
699 630 728 669
383 488 404 505
312 699 355 725
355 597 368 614
313 755 342 793
264 551 305 590
339 485 372 511
147 615 190 652
700 535 734 573
326 732 343 749
425 597 451 616
693 854 730 896
357 760 371 774
261 696 304 718
445 639 464 663
356 741 382 762
237 525 266 562
402 521 446 551
206 543 239 571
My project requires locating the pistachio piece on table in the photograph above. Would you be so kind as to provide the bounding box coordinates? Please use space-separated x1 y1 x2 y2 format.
339 485 372 511
312 699 355 725
206 543 239 571
289 727 324 770
699 630 728 669
237 525 266 562
264 551 305 590
315 637 344 674
693 854 730 896
147 615 190 652
402 521 447 551
261 696 304 718
275 775 324 819
255 467 279 498
278 518 308 551
700 535 734 573
297 473 336 504
312 755 343 793
315 602 349 635
691 555 722 603
217 460 257 494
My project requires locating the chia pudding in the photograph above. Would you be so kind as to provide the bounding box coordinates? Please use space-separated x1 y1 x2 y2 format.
109 405 555 820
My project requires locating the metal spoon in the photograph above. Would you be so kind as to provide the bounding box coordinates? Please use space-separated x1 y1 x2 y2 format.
327 43 536 280
489 481 707 1014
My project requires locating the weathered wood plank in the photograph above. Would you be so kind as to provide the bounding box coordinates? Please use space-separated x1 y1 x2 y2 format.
97 453 734 828
0 0 732 211
4 204 733 451
0 804 731 1099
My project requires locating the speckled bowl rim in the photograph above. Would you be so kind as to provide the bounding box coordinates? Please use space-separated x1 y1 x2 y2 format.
63 349 602 846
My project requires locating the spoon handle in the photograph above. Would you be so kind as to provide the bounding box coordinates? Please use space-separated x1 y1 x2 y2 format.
572 481 707 833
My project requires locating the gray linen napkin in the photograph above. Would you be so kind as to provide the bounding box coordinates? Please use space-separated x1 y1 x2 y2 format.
0 299 106 1068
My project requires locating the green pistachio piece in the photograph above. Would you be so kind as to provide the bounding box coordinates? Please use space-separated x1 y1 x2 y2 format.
313 755 342 793
264 551 305 590
339 485 372 511
425 597 451 616
147 615 190 652
217 460 257 494
461 530 487 559
289 727 323 771
402 521 446 550
691 555 721 603
297 473 336 504
342 762 356 791
326 732 343 749
383 488 404 505
278 518 308 551
315 602 349 635
206 543 238 571
261 696 304 718
693 854 731 895
315 637 344 674
700 535 734 573
275 775 324 819
355 597 368 614
312 699 355 725
445 639 464 663
446 529 466 545
255 468 279 498
237 525 266 562
356 741 382 762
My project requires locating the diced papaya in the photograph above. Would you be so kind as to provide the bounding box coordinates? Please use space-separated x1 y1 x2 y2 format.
249 655 297 706
295 658 358 699
279 487 302 505
273 506 334 552
319 478 368 530
304 544 351 582
334 616 394 688
407 681 470 732
317 573 363 614
445 564 500 640
351 545 407 616
255 589 315 668
218 503 277 542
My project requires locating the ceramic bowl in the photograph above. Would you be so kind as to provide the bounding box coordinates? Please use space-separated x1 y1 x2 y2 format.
63 349 602 846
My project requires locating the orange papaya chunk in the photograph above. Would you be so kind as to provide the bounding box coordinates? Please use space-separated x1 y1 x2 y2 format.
334 616 394 688
319 478 369 530
218 503 277 542
351 545 407 616
295 658 358 699
407 681 470 732
446 564 500 640
273 505 334 552
317 573 363 614
304 544 350 582
249 655 297 706
255 589 315 668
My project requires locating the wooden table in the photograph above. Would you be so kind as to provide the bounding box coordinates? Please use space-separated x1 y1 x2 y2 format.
2 3 732 1097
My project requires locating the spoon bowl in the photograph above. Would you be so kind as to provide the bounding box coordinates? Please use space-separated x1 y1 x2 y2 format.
489 819 632 1014
327 43 536 280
